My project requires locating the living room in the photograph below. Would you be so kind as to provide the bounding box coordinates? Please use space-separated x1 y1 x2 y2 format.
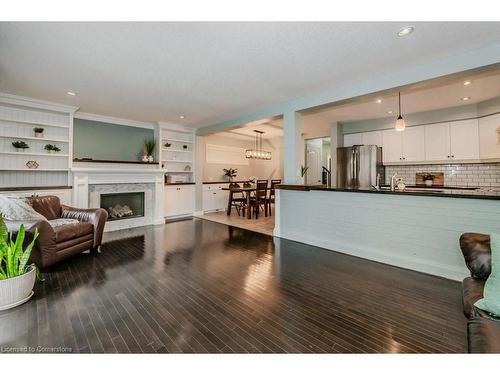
1 3 500 374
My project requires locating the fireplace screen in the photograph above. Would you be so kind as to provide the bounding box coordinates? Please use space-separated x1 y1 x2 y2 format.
100 192 145 221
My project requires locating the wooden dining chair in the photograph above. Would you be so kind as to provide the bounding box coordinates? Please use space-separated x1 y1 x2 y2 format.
267 179 281 216
229 190 246 216
251 180 268 219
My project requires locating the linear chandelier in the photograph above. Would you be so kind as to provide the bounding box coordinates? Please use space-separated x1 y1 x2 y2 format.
245 130 272 160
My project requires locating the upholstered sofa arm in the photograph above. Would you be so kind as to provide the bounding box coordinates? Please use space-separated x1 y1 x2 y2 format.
61 205 108 248
6 220 57 268
460 232 491 280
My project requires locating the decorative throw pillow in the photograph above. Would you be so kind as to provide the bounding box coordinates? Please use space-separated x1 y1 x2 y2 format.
0 195 47 221
475 233 500 317
48 218 80 228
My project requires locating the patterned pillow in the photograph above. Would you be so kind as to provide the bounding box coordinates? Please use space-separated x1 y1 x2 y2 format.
0 195 47 221
48 218 80 228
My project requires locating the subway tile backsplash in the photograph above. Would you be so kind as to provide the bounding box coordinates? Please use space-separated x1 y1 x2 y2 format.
384 163 500 188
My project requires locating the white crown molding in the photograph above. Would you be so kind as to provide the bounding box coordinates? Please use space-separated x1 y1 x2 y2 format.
0 92 79 114
158 121 194 133
75 111 156 129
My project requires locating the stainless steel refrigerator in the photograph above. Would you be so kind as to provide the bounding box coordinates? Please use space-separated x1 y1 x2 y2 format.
336 145 384 189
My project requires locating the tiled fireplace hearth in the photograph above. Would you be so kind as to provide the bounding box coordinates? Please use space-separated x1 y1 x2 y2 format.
71 165 165 232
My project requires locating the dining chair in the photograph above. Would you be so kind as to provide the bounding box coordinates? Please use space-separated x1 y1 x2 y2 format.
267 179 281 216
229 189 246 216
251 180 268 219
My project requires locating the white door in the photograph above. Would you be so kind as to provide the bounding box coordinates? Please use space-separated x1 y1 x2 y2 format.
402 126 425 162
343 133 363 147
382 129 403 163
425 123 451 161
306 142 322 184
479 114 500 159
450 119 479 160
361 131 382 147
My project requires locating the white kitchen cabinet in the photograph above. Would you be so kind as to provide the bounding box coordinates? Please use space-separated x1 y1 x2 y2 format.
479 114 500 159
202 184 229 212
425 122 450 161
449 119 479 160
402 126 425 162
361 131 382 147
0 189 72 205
343 133 362 147
164 185 194 217
382 130 403 163
424 119 479 162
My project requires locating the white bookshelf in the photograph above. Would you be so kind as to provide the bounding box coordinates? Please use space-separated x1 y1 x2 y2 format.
0 100 74 188
160 126 195 182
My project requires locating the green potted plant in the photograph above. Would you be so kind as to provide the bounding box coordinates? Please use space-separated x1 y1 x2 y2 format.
44 144 61 154
422 173 435 187
0 215 39 310
144 139 156 162
223 168 239 187
33 127 44 138
299 165 309 183
12 140 29 152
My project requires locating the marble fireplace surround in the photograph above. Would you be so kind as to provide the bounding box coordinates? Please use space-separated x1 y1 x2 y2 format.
71 167 165 232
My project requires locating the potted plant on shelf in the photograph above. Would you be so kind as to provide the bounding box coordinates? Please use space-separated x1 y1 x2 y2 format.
44 144 61 154
12 140 29 152
144 139 156 162
33 127 44 138
299 165 309 183
223 168 239 187
422 173 435 187
0 215 39 310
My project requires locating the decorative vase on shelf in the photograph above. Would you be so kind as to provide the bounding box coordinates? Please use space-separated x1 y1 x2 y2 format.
425 180 433 187
34 133 43 138
183 145 188 150
142 155 148 162
148 155 154 163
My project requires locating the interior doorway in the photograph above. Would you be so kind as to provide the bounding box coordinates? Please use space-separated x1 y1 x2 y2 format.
305 137 331 185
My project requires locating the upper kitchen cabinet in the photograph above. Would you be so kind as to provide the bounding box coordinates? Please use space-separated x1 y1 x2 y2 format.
479 113 500 160
361 131 382 147
343 133 362 147
382 127 424 163
424 119 479 162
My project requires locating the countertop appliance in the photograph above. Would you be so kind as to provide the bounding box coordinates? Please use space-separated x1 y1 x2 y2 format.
337 145 384 189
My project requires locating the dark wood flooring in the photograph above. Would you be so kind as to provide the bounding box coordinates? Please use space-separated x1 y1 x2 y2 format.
0 218 467 353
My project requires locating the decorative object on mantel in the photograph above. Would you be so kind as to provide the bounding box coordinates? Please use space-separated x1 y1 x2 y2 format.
26 160 39 169
245 130 272 160
33 127 44 138
0 215 39 311
223 168 239 187
44 144 61 153
12 140 29 152
416 172 444 187
395 91 406 132
144 138 156 163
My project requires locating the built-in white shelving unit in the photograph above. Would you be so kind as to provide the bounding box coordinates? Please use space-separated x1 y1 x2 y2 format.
160 126 195 182
0 94 76 188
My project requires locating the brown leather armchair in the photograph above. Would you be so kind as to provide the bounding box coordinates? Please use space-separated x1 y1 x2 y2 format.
12 196 108 268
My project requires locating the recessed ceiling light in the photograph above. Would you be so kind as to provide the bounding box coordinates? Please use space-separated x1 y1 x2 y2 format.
461 97 471 101
463 80 472 86
67 91 77 96
387 110 393 114
375 99 382 104
397 26 414 37
179 115 185 119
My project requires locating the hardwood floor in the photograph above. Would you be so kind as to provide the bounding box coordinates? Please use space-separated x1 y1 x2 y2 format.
0 218 467 353
195 210 275 236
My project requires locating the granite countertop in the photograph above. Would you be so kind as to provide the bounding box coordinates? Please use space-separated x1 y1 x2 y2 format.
276 184 500 200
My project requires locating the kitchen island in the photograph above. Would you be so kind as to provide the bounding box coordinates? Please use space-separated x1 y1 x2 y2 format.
274 185 500 280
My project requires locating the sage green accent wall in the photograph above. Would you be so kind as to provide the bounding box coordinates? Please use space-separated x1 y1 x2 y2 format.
73 119 154 161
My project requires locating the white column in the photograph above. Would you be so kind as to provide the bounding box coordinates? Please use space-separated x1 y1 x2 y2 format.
283 110 302 184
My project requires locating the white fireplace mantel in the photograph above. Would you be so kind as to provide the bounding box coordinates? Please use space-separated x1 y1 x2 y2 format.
71 166 165 227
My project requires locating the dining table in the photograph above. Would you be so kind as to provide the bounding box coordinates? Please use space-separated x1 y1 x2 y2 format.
222 184 266 219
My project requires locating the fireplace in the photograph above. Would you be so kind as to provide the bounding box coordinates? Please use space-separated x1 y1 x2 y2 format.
100 192 145 221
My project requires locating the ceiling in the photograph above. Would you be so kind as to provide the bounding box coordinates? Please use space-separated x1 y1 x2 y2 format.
305 67 500 126
1 22 500 128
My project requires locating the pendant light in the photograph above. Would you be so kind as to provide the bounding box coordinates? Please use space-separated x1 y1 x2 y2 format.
395 91 406 131
245 130 272 160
